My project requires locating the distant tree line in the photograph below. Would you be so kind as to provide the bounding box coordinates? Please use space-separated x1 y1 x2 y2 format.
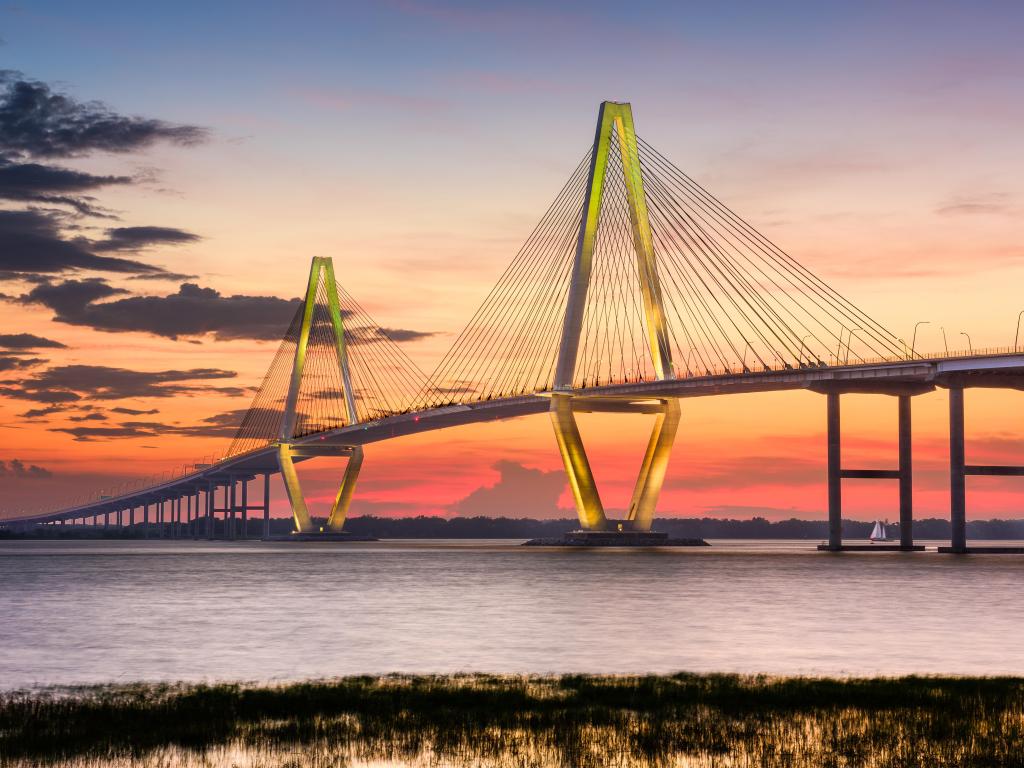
342 515 1024 540
6 515 1024 540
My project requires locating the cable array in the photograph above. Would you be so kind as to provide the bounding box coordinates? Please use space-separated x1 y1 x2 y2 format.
416 151 592 407
420 126 903 403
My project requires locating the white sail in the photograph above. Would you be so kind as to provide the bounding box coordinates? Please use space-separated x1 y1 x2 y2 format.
869 521 885 541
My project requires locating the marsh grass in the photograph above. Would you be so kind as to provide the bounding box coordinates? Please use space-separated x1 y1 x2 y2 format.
1 674 1023 767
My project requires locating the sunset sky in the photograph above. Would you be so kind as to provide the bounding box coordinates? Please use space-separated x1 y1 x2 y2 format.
2 1 1024 522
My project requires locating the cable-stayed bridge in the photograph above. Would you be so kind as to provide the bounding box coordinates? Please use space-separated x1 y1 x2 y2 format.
5 102 1023 553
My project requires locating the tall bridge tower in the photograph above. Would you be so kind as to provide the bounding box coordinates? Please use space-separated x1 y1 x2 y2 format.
551 102 679 532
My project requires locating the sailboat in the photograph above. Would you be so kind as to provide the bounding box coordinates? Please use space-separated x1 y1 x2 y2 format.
869 520 896 543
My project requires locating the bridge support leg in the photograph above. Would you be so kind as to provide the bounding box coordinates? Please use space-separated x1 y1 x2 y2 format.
278 445 314 533
278 444 363 534
550 394 606 530
326 447 363 532
627 399 680 532
949 386 967 553
898 395 913 548
550 395 679 532
827 392 842 550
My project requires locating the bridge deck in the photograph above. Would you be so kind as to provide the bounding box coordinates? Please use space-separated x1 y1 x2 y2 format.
5 352 1023 528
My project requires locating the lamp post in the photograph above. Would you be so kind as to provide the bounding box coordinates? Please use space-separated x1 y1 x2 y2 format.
1016 310 1024 350
798 335 811 366
742 341 754 372
960 332 972 354
845 327 862 364
911 320 929 358
941 326 949 355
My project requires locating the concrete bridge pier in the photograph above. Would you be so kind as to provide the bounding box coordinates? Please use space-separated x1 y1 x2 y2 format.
898 395 913 548
228 478 237 541
948 385 967 552
205 482 215 540
937 374 1024 553
240 478 248 540
816 383 930 552
262 472 271 539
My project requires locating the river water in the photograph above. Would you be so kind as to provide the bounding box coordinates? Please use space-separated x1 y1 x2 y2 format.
1 539 1023 689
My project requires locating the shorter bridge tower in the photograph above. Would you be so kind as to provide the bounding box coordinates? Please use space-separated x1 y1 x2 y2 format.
277 256 364 533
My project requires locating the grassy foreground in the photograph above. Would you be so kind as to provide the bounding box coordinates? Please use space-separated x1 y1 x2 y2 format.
1 674 1023 767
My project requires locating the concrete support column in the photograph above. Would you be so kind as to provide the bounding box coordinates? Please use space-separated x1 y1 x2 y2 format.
898 395 913 548
104 512 109 529
949 386 967 552
263 472 271 539
240 478 248 540
130 507 135 530
143 503 150 539
206 484 214 540
228 478 237 541
827 392 842 549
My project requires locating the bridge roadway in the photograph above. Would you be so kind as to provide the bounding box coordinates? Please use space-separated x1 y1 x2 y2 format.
5 350 1024 532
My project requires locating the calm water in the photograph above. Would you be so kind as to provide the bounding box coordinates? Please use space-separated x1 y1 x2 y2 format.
1 539 1023 689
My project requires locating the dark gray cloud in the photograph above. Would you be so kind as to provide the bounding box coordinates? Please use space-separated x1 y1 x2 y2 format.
49 408 258 442
5 364 240 402
0 385 80 404
0 71 207 158
0 332 67 350
91 225 200 252
0 458 52 478
18 277 128 315
378 327 438 343
0 73 207 279
19 279 301 341
0 209 164 277
18 405 66 418
110 406 158 415
51 425 156 442
68 412 107 422
0 156 130 215
127 271 199 281
0 355 43 371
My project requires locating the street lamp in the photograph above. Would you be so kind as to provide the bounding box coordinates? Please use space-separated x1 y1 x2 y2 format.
845 327 862 364
941 326 949 355
1016 310 1024 350
960 331 972 354
741 341 754 372
911 320 929 358
797 335 811 367
835 327 847 364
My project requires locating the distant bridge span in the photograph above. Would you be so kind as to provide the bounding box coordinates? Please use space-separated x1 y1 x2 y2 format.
4 101 1024 552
